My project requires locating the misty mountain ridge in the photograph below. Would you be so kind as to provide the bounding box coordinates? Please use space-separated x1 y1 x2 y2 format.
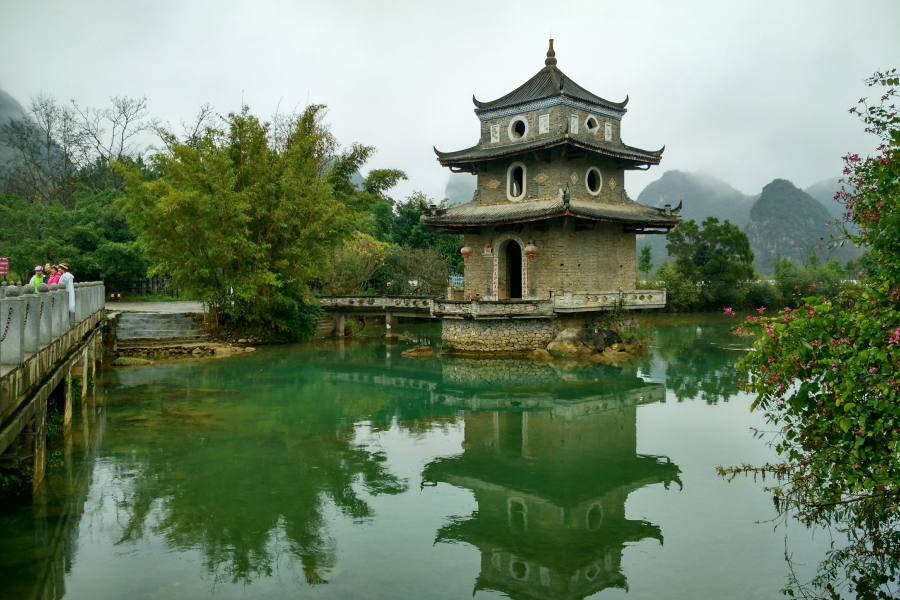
635 170 857 273
0 88 25 166
637 170 757 226
744 178 858 273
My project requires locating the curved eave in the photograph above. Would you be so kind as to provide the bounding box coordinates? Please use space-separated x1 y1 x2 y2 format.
424 210 681 229
422 198 681 229
435 136 664 170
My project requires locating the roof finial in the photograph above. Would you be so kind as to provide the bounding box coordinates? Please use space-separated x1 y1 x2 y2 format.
545 39 557 67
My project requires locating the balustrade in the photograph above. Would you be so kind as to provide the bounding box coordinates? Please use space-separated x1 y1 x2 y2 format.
0 281 105 366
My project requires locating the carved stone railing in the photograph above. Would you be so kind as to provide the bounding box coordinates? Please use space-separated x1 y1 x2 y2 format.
319 295 437 313
433 289 666 318
433 299 555 319
552 289 667 312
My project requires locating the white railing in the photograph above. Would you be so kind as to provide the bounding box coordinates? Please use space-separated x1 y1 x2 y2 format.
0 282 105 365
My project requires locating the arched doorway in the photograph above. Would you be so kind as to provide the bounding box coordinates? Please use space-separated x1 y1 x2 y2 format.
507 242 522 299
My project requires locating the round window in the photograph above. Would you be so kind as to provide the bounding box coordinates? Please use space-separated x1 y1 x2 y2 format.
507 162 527 200
586 167 602 195
508 117 529 141
585 116 600 133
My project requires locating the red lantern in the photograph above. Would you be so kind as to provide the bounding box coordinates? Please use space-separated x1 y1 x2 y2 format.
460 246 474 262
524 241 538 261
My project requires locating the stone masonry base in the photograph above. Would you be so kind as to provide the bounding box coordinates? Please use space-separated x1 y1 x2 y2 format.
441 317 560 352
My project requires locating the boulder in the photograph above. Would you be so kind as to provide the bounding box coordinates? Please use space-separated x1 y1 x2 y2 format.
531 348 552 362
397 331 415 342
548 327 622 354
401 345 435 359
590 339 645 366
112 356 153 367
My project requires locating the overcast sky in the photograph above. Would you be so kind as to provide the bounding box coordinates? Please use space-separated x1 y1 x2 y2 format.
1 0 898 201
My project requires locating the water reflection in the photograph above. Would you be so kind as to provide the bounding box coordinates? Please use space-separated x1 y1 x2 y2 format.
648 315 746 404
1 326 705 599
424 358 680 599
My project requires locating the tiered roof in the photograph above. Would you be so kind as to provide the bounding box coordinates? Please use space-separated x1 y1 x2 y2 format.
434 40 664 171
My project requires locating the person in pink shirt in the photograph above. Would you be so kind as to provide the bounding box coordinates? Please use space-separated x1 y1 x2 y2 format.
47 264 62 285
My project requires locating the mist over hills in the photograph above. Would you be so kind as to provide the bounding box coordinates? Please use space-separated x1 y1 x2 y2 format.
636 170 858 273
804 177 845 220
0 88 25 166
743 179 859 273
637 170 757 225
445 173 476 205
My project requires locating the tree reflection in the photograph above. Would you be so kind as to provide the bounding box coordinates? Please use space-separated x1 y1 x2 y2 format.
651 319 743 404
103 376 407 586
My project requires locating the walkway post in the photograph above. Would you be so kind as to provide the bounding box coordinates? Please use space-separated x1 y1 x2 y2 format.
49 284 62 338
0 286 25 365
38 284 52 346
55 284 70 334
334 313 345 337
21 286 41 354
74 283 84 323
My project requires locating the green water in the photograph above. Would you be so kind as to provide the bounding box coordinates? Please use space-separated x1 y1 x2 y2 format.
0 315 832 599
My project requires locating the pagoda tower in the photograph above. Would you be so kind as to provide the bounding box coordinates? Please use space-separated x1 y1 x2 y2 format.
424 41 680 352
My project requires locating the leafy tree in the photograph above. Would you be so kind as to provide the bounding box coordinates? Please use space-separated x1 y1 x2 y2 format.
0 188 146 285
772 254 842 306
638 244 653 280
391 192 463 273
118 105 402 339
667 216 755 309
724 69 900 598
648 262 699 311
374 246 450 296
325 231 390 295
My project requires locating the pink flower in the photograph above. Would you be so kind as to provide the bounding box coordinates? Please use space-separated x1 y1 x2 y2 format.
724 307 734 316
870 367 877 373
757 307 767 314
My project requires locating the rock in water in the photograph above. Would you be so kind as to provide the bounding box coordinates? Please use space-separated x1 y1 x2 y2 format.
401 345 434 359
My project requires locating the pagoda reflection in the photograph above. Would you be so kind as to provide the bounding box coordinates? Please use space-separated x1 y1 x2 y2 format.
423 358 681 600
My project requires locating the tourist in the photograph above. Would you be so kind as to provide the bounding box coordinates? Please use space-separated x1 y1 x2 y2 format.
28 265 44 291
57 262 75 326
47 265 61 285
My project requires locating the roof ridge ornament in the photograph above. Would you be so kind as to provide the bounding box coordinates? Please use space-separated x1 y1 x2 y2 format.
545 39 557 67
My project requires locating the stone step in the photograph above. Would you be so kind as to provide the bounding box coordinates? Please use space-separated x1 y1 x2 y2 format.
117 330 208 340
117 320 199 330
118 315 197 324
115 312 207 342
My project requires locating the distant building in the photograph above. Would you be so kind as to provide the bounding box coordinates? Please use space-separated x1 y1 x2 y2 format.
422 41 680 351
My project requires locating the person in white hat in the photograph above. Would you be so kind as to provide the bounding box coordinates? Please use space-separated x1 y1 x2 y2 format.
57 262 75 326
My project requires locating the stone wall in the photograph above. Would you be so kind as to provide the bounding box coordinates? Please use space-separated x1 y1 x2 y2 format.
476 150 625 205
478 103 622 157
441 317 560 352
462 220 637 300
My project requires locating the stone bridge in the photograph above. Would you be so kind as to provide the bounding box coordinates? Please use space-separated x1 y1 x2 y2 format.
0 281 105 494
318 290 665 339
319 295 439 336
